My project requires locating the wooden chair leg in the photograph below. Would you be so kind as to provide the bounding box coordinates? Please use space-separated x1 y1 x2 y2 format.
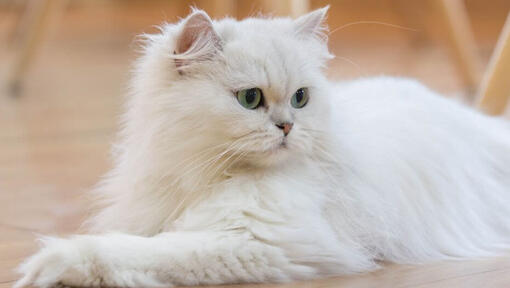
431 0 481 96
6 0 27 45
7 0 59 97
261 0 310 17
477 13 510 115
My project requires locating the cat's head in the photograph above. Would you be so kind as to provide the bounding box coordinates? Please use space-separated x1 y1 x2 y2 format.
129 7 332 171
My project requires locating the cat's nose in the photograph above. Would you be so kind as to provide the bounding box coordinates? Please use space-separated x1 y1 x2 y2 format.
275 122 293 136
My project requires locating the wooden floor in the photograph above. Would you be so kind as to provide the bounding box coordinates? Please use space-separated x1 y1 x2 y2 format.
1 2 510 287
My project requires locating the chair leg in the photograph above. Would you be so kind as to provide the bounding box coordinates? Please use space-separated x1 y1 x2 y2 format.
431 0 481 96
7 0 58 97
6 0 26 45
477 13 510 115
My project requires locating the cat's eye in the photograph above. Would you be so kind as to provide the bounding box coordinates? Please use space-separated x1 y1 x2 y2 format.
236 88 263 109
291 88 309 108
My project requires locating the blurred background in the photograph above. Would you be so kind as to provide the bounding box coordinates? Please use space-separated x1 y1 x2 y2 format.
0 0 510 274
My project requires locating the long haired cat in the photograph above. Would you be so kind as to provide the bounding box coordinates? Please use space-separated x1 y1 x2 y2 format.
16 7 510 288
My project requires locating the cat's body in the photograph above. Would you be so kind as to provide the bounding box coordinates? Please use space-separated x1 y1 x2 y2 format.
16 8 510 288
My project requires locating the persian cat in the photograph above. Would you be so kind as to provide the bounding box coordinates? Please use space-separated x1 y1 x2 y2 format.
16 7 510 288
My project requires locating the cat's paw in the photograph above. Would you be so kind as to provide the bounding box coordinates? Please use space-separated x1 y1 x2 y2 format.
14 237 95 288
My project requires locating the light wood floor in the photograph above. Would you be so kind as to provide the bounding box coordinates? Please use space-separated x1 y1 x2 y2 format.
1 2 510 287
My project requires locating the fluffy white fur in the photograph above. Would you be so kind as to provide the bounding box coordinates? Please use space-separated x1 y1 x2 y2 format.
16 7 510 288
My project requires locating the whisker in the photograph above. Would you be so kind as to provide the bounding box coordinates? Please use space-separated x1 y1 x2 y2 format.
204 146 245 180
204 134 271 180
222 149 251 177
154 131 277 223
329 21 419 36
154 142 230 186
335 55 363 74
172 132 269 189
171 142 230 171
169 134 260 186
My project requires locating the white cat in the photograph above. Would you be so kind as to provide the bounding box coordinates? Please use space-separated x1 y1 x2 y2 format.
15 7 510 288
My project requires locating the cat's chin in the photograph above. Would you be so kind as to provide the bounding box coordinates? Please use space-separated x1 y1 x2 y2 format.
248 142 294 167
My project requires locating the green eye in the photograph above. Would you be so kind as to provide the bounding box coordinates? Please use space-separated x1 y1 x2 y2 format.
236 88 263 109
291 88 309 108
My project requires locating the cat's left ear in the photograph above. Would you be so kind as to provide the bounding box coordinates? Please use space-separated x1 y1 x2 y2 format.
173 9 222 71
293 6 329 39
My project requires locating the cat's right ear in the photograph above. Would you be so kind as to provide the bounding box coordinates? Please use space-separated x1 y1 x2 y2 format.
293 6 329 40
173 9 222 72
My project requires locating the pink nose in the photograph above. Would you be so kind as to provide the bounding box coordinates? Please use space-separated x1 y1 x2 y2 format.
275 122 293 136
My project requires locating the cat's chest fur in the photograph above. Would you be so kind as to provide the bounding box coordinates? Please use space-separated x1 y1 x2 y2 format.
167 160 332 233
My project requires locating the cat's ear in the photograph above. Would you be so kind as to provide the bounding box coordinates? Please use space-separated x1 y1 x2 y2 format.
173 9 221 71
293 6 329 39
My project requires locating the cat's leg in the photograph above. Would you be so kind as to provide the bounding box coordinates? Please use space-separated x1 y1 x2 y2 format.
15 231 316 288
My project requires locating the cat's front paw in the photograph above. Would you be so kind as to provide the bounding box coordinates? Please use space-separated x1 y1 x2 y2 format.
14 237 95 288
